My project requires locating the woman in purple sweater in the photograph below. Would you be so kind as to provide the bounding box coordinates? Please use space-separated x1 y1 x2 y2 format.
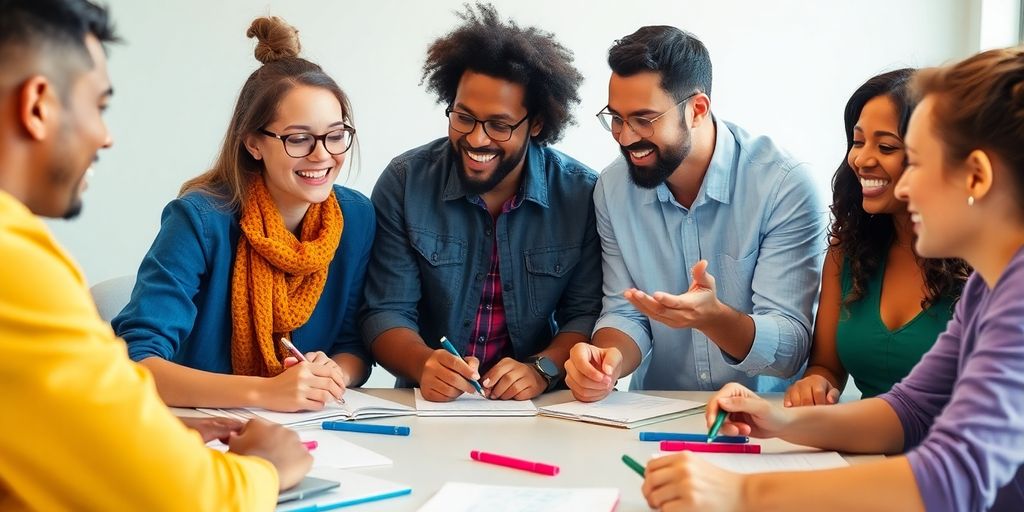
639 47 1024 512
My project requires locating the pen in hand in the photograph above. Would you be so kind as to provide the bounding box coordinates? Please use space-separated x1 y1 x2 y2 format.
439 336 485 397
280 337 345 405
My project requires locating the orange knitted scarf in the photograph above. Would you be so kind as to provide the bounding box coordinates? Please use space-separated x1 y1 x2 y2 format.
230 178 343 377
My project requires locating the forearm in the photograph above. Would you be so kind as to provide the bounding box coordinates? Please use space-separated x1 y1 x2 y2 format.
331 353 368 387
744 456 923 512
782 397 905 454
140 357 266 408
700 301 756 361
368 327 434 383
591 327 643 375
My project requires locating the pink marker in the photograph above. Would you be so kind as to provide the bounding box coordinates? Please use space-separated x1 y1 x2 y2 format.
660 441 761 453
302 440 318 451
470 450 559 476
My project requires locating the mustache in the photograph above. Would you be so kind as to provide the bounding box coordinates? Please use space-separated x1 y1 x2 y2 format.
458 139 502 155
621 141 657 152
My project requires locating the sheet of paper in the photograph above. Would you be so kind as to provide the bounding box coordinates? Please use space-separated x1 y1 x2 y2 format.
207 429 392 470
655 451 849 473
278 468 412 512
414 389 538 416
417 482 619 512
540 391 703 425
200 389 413 427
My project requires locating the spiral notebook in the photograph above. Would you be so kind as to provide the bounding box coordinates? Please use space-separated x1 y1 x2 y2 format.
199 389 414 428
538 391 704 428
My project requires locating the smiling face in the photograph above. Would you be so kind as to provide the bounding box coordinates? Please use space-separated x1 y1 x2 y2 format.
895 95 970 259
448 70 540 195
245 85 347 212
607 71 691 189
848 94 907 215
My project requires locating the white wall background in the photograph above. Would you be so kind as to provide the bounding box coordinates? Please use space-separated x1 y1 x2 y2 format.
51 1 998 387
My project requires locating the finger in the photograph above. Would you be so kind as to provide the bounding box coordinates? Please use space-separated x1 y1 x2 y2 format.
310 375 344 402
283 356 300 369
436 366 477 395
497 374 528 400
625 289 666 317
487 365 519 398
565 373 607 402
464 356 481 379
691 259 713 288
439 352 479 381
597 347 622 376
827 387 841 404
425 380 463 401
811 384 828 405
481 358 516 389
568 349 608 383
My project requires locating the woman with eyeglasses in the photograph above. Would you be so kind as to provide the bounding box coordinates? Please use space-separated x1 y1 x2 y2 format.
784 69 970 407
112 16 373 412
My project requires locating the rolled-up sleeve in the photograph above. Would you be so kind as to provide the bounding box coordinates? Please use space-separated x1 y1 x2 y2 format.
359 160 424 345
725 163 825 377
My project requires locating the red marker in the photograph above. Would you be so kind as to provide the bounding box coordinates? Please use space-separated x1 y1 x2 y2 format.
302 440 318 451
660 441 761 453
470 450 559 476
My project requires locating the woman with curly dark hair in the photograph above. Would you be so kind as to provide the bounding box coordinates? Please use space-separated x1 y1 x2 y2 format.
785 69 971 406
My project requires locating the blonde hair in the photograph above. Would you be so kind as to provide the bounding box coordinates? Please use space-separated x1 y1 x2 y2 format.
179 16 353 209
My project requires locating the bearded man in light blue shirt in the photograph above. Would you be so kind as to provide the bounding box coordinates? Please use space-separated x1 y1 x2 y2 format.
565 26 826 399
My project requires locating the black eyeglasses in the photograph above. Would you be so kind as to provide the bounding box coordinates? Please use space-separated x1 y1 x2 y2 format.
596 92 700 138
445 108 530 142
259 125 356 158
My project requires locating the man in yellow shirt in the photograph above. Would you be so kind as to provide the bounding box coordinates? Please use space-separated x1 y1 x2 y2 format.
0 1 312 509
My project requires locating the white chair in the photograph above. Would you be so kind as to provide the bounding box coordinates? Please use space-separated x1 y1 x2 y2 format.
89 275 136 323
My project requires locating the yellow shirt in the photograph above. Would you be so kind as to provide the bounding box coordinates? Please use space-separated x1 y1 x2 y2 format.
0 190 278 511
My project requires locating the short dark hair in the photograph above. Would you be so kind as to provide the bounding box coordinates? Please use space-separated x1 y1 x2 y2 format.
608 25 712 102
0 0 118 95
829 68 970 309
421 2 583 145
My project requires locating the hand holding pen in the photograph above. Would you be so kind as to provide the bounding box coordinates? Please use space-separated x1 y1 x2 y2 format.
417 336 484 402
251 337 347 412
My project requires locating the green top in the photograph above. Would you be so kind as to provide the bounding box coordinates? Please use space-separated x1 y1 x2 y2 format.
835 257 956 398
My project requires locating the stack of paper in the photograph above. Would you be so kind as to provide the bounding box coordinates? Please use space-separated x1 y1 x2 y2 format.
277 468 412 512
417 482 618 512
414 389 538 417
199 389 414 427
208 429 392 470
538 391 704 428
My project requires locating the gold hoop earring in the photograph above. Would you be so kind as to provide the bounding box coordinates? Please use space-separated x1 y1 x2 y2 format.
967 196 975 207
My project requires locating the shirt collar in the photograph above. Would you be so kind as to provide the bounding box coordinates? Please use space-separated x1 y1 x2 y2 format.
646 116 734 207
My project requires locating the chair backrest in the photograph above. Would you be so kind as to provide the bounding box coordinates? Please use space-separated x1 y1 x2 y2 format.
89 275 136 323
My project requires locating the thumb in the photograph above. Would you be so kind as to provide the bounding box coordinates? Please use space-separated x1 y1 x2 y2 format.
598 348 622 376
691 260 714 289
717 394 765 416
282 356 300 369
827 387 841 404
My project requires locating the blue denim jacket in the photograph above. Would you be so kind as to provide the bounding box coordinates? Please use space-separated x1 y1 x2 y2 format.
360 138 602 386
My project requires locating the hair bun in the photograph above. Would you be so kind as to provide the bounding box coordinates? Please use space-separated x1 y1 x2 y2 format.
246 16 300 64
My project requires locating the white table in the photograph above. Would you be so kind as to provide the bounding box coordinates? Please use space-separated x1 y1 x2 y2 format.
177 389 879 511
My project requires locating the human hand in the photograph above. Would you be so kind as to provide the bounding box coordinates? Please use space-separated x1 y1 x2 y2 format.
784 374 840 407
227 418 312 491
642 451 745 512
178 416 244 443
625 260 720 330
706 382 794 439
481 357 547 400
260 352 346 412
564 342 621 402
418 349 481 401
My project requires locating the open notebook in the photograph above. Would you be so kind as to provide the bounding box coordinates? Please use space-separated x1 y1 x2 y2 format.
539 391 704 428
208 429 392 470
417 482 619 512
199 389 414 428
414 389 538 417
277 468 412 512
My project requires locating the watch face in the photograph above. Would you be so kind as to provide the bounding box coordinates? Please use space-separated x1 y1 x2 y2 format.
534 356 559 378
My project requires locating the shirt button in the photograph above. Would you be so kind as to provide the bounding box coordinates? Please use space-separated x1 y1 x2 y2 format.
485 228 493 236
700 372 709 380
485 304 492 310
476 272 484 281
477 336 485 343
554 264 562 273
431 252 438 261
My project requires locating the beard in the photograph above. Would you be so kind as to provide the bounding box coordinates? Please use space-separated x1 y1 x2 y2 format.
621 126 691 189
454 136 530 195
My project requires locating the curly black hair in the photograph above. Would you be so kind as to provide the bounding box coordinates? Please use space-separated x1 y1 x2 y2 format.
421 2 583 145
830 68 971 309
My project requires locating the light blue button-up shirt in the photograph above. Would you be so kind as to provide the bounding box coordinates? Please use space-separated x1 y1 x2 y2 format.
593 118 826 392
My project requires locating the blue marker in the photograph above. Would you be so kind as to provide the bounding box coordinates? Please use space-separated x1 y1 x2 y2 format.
439 336 485 396
639 432 749 444
322 421 411 436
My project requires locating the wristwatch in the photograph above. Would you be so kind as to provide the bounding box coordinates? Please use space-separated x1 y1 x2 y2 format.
526 355 561 392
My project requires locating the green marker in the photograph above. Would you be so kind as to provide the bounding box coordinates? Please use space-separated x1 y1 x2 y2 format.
707 409 728 443
621 454 645 477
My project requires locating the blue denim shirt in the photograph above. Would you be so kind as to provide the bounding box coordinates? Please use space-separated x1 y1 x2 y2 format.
360 138 602 387
595 118 826 392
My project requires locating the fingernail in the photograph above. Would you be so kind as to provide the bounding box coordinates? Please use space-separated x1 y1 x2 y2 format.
482 378 491 387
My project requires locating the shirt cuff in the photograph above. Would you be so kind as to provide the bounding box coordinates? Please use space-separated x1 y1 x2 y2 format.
594 314 652 356
360 311 419 347
722 314 781 374
558 314 598 337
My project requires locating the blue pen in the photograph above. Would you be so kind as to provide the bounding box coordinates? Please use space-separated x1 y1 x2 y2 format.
322 421 411 436
439 336 485 396
639 432 749 444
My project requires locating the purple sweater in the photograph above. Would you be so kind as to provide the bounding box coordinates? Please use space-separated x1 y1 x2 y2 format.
879 247 1024 512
